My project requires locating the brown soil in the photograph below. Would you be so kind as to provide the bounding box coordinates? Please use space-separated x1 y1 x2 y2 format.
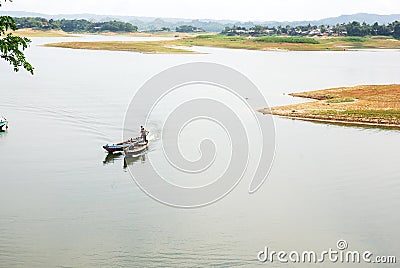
260 84 400 127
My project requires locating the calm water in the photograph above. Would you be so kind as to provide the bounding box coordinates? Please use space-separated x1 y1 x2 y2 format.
0 36 400 267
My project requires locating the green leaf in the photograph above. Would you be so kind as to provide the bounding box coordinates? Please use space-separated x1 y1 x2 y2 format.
1 0 34 74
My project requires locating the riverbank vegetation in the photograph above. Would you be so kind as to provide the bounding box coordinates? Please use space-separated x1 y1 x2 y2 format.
262 85 400 127
44 34 400 53
14 17 138 33
14 17 400 39
222 21 400 39
11 28 201 38
44 41 197 54
13 17 203 34
170 34 400 50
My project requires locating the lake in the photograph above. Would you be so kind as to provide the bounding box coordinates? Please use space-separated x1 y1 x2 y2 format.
0 35 399 267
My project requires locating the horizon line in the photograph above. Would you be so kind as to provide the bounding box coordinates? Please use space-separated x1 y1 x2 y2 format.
1 10 400 23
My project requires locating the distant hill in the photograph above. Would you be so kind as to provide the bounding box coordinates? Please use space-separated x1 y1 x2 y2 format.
1 11 399 32
313 13 400 26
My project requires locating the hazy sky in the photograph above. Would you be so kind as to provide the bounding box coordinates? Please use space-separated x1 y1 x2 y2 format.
2 0 399 21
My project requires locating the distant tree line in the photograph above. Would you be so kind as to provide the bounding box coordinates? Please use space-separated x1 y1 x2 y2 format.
345 21 400 37
175 25 204 33
222 21 400 39
13 17 209 34
14 17 138 33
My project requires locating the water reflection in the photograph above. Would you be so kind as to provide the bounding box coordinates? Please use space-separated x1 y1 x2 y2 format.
103 151 148 169
103 152 124 165
0 130 8 141
290 118 400 132
123 152 147 169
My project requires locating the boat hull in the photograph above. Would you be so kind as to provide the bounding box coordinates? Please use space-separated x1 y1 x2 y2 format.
102 138 140 153
0 121 8 131
102 145 124 153
123 142 148 156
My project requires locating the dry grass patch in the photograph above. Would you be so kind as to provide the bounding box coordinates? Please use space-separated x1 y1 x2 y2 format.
262 84 400 127
44 41 196 54
43 35 400 53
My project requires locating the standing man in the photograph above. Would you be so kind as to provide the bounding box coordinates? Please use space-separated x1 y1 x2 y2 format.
140 126 148 143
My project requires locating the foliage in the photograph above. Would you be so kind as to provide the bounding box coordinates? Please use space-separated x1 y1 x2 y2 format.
326 98 355 103
195 34 246 41
13 17 138 33
254 36 319 44
336 36 366 42
0 0 34 74
344 21 400 37
394 22 400 39
221 21 400 39
311 109 400 120
175 25 204 33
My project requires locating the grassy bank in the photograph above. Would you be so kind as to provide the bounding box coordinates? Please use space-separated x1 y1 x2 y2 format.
261 84 400 127
168 35 327 51
44 41 196 54
44 34 400 53
170 35 400 51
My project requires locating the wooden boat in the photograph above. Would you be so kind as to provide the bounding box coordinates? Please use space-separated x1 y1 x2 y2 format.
103 137 140 153
0 116 8 131
123 140 148 156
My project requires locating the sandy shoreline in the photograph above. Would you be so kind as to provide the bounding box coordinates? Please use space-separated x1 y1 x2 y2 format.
10 28 203 38
262 84 400 128
11 29 400 52
43 41 197 54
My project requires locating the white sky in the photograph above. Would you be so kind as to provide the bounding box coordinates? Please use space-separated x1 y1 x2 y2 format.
1 0 399 21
